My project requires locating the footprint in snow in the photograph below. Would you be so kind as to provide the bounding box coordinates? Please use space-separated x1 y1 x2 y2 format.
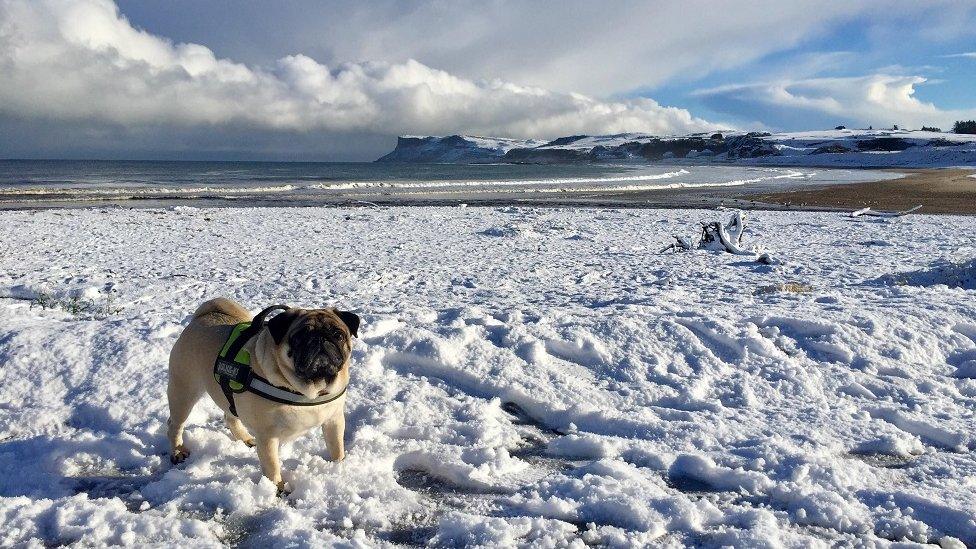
543 336 607 367
755 316 854 364
947 325 976 378
390 402 586 538
673 318 746 364
69 470 165 512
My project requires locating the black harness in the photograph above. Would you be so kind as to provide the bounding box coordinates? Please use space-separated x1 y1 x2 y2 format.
213 305 347 417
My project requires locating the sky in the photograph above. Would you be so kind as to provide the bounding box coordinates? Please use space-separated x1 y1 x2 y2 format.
1 0 975 161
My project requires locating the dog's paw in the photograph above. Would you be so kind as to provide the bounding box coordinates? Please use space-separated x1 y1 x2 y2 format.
276 481 292 497
170 445 190 465
243 438 256 448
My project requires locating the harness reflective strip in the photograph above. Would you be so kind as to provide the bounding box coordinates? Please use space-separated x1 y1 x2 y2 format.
214 321 347 416
249 377 346 405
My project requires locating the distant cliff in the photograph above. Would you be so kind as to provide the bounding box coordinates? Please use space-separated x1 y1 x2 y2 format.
376 135 542 163
376 129 976 168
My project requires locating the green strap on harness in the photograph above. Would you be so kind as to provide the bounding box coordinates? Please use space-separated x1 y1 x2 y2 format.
216 322 251 388
220 322 252 365
214 321 256 416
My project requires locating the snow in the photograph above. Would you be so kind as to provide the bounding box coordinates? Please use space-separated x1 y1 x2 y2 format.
1 205 975 546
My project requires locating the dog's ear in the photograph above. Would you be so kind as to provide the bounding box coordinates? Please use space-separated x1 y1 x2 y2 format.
267 309 299 345
336 310 360 338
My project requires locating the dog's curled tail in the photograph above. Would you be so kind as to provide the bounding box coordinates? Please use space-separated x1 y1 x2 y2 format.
192 297 252 321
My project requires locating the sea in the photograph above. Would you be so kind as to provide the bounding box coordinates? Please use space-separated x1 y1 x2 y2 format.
0 159 898 208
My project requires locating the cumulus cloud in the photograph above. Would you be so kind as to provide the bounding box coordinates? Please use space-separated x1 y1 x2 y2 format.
694 74 976 130
0 0 715 154
114 0 976 97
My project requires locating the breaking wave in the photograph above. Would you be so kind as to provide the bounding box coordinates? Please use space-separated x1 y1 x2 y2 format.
0 163 863 205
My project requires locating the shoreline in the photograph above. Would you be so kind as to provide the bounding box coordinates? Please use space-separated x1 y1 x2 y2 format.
745 168 976 215
1 167 973 215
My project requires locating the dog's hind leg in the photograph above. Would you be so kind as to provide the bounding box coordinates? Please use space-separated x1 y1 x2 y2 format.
225 413 256 447
166 376 202 464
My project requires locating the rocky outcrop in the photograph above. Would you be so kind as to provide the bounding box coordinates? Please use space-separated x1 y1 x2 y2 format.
723 135 780 159
812 143 851 154
376 135 536 163
497 133 783 163
855 138 912 152
637 138 718 160
542 135 589 147
503 148 589 163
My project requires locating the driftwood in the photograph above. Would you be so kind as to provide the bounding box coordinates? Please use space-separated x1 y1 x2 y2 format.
850 205 922 218
660 235 694 253
661 210 763 257
660 210 783 265
699 210 753 255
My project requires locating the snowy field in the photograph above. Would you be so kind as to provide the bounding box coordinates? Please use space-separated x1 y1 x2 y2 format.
1 205 975 547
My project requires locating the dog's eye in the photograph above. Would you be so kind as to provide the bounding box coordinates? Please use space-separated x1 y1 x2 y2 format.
286 349 293 357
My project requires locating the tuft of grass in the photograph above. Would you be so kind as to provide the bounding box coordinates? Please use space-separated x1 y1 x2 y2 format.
754 282 814 295
30 291 123 319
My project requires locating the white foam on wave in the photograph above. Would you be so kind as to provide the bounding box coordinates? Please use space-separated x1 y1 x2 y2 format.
0 167 832 202
314 168 812 195
315 169 693 191
0 184 298 197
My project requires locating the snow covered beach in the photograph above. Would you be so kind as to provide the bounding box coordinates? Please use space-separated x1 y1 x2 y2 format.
1 205 976 546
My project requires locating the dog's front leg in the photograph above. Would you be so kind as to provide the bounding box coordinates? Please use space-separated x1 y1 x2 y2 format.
322 411 345 462
254 436 286 494
224 413 256 447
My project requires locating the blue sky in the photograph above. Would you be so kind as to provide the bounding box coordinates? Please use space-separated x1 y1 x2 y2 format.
1 0 975 160
647 14 976 130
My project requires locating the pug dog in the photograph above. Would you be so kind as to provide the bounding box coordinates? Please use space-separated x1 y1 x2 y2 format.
166 297 359 494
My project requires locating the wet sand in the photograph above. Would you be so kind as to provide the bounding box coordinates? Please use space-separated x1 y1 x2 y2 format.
746 168 976 215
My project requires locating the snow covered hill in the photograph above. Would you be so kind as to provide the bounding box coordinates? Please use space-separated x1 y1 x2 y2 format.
376 135 545 163
377 129 976 168
1 206 975 546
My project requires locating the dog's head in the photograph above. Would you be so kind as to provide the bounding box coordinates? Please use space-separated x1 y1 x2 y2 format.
261 307 359 398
